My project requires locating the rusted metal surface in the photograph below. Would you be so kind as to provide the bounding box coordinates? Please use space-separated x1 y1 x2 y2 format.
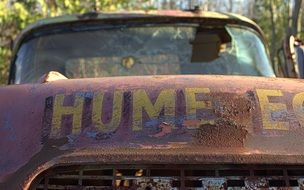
2 75 304 188
29 164 304 189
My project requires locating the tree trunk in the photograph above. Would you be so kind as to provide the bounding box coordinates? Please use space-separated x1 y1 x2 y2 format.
228 0 233 12
247 0 255 19
269 1 276 67
291 0 302 36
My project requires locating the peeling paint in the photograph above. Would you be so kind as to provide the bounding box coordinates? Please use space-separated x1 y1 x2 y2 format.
195 118 248 147
2 75 304 188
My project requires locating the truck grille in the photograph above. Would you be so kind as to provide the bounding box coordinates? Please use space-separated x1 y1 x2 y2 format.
30 164 304 189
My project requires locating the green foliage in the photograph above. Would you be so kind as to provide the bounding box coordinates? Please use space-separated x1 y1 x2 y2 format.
253 0 290 66
0 0 150 85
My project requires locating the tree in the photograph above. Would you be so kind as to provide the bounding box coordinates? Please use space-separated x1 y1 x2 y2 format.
0 0 150 85
253 0 290 68
290 0 302 36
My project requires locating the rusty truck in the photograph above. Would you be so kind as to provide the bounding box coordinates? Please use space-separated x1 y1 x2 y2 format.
1 10 304 189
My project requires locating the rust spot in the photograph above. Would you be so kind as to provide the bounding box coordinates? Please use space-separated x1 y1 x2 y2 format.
183 119 201 127
194 118 248 147
245 177 268 189
211 92 255 131
213 92 254 119
149 122 172 138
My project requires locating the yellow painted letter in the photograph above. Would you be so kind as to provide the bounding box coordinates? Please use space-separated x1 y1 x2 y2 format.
256 89 288 130
133 89 175 131
185 88 212 125
92 91 123 132
51 94 84 136
293 92 304 127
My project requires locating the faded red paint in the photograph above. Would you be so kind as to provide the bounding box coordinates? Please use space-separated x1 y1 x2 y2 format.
1 75 304 188
149 122 173 138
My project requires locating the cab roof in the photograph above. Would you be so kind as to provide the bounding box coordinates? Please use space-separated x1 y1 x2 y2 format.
23 10 259 31
14 10 264 49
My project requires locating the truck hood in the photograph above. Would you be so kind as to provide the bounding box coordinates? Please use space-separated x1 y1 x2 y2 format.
1 75 304 187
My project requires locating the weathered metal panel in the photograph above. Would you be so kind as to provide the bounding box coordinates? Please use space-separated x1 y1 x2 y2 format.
1 75 304 188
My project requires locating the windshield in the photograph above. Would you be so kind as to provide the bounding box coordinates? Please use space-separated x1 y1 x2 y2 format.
14 24 275 84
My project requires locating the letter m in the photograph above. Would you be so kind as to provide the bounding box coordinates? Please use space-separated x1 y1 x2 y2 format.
133 89 175 131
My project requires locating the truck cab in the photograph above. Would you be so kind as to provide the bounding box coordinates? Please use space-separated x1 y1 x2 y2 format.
9 10 274 84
